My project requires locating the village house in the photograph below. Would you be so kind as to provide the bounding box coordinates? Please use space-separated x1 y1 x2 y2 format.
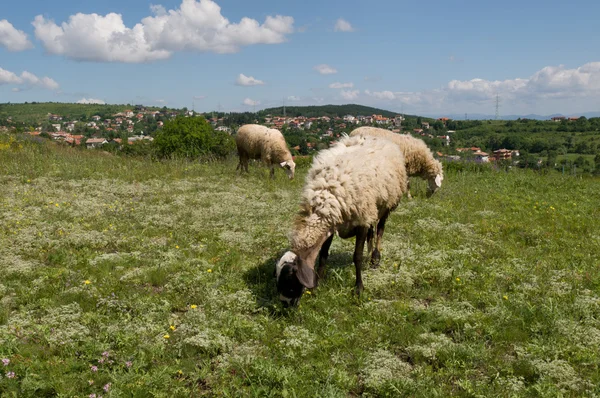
551 116 566 122
394 115 405 127
215 126 231 133
474 151 489 163
86 138 108 148
421 122 430 129
493 148 512 161
437 135 451 146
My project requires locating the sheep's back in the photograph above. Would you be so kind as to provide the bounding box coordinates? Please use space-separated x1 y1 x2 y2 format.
302 135 407 228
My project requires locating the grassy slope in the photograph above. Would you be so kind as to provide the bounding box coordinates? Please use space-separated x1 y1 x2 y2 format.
0 103 151 124
1 136 600 397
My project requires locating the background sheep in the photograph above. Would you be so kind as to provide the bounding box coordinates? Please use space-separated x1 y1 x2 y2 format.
276 134 408 306
349 126 443 198
235 124 296 179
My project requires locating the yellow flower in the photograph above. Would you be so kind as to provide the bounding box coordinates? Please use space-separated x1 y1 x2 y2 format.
393 263 398 267
26 179 31 183
190 304 197 309
175 245 179 249
55 203 59 207
304 290 311 295
169 325 176 331
503 295 508 300
456 277 461 282
391 281 395 285
163 334 170 339
84 280 91 285
177 370 183 375
207 269 212 273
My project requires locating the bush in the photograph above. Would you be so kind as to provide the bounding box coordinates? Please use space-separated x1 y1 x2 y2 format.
153 116 235 159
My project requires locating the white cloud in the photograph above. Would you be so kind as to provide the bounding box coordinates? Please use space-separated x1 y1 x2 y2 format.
0 68 22 85
193 95 206 99
314 64 337 75
32 0 295 63
0 67 59 90
340 90 359 100
287 95 300 101
361 62 600 113
334 18 354 32
329 82 353 89
77 98 106 104
365 90 396 100
235 73 265 86
243 98 260 106
0 19 34 51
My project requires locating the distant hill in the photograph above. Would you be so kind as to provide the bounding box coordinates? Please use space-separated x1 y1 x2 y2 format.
0 102 162 124
421 112 600 121
259 104 416 119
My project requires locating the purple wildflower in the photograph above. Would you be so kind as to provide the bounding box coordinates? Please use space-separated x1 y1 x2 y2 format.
6 371 15 379
1 359 9 366
90 365 98 372
89 394 97 398
126 361 133 368
98 358 105 364
103 383 111 392
101 351 109 358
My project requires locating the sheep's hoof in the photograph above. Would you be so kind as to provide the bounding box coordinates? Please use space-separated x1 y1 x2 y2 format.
370 251 381 268
354 284 363 296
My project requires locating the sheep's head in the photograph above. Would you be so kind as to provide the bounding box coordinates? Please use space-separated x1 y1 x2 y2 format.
275 251 315 307
426 173 443 197
280 160 296 180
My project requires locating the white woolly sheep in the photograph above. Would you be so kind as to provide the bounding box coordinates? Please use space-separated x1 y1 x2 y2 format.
349 126 443 198
235 124 296 179
275 134 409 306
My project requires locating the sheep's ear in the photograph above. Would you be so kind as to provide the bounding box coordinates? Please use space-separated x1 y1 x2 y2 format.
280 161 287 168
296 261 316 289
435 174 443 188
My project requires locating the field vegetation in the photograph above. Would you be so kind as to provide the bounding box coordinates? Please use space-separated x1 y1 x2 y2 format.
1 134 599 396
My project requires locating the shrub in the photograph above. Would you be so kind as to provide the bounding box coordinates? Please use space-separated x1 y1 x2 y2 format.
153 116 235 159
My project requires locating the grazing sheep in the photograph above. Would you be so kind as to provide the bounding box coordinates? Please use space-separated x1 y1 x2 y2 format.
276 134 409 306
349 127 443 198
235 124 296 179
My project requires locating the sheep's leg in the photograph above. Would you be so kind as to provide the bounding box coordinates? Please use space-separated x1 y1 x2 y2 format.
269 165 275 179
316 234 334 284
366 226 375 258
406 180 412 199
370 210 389 268
353 227 368 296
243 155 249 173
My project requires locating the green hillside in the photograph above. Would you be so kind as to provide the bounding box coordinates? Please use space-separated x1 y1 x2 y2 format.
259 104 415 119
0 102 160 124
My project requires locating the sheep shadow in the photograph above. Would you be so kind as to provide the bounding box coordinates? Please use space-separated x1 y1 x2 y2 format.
242 250 355 316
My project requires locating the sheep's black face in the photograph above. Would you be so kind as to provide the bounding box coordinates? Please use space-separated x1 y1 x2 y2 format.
275 251 304 307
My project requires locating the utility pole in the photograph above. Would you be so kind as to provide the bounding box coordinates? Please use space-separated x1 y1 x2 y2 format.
495 94 500 120
283 98 286 118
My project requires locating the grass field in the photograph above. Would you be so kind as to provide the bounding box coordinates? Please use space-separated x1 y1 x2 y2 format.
1 135 600 397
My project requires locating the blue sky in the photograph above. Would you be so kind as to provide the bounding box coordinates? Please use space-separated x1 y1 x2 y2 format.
1 0 600 116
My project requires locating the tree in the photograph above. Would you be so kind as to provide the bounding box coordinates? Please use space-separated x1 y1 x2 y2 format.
153 116 235 159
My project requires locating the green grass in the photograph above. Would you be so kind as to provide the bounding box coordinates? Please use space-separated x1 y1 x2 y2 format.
1 135 600 397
